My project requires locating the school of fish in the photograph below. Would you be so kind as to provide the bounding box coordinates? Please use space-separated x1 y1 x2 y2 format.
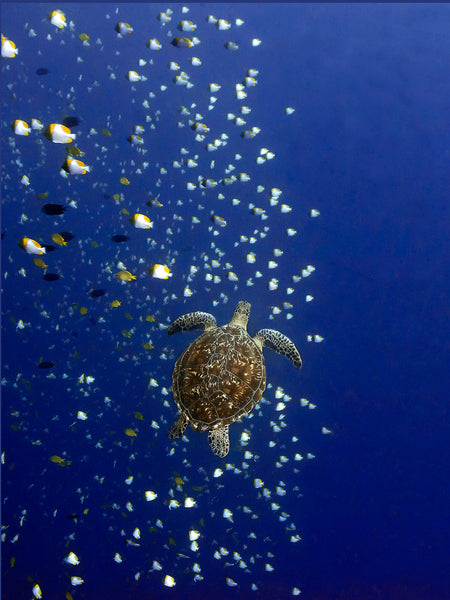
1 5 329 598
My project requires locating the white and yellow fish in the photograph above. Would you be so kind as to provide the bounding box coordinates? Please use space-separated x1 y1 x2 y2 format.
130 214 153 229
63 157 90 175
44 124 75 143
147 38 162 50
127 71 147 82
1 34 18 58
116 22 133 35
19 238 46 255
47 10 66 29
11 120 31 136
149 264 171 280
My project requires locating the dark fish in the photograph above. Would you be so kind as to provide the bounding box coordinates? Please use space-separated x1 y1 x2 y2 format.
36 68 49 75
1 232 6 239
42 204 67 215
62 116 80 128
89 289 106 298
43 273 60 281
112 234 129 243
67 513 81 522
59 231 74 241
42 244 57 253
38 361 55 369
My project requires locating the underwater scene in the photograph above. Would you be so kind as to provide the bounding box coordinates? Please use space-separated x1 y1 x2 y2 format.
2 3 449 600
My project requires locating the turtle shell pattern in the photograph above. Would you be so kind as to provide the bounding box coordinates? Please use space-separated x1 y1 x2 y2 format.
172 323 266 431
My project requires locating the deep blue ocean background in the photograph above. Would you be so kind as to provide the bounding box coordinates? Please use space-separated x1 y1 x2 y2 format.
2 3 449 599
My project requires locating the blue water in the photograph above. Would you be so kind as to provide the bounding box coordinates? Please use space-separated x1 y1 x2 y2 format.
2 3 449 599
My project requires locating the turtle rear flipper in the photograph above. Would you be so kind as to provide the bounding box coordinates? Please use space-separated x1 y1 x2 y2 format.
255 328 302 368
168 413 189 438
208 425 230 457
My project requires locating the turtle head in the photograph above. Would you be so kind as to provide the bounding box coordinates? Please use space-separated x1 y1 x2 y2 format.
231 300 251 329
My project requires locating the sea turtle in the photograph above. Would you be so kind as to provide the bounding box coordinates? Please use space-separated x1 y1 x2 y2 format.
167 300 302 457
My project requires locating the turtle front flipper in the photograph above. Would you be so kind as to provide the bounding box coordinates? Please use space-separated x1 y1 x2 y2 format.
168 311 217 335
168 413 189 439
255 328 302 368
208 425 230 457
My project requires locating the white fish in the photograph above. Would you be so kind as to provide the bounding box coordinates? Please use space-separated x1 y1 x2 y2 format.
164 575 176 587
223 508 233 521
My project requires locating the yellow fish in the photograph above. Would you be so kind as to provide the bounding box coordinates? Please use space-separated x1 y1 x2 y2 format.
38 192 49 200
119 177 130 185
33 258 48 269
102 128 112 136
51 233 67 246
142 343 154 350
134 411 144 421
79 307 88 315
110 300 121 308
66 145 85 157
116 271 136 281
50 455 71 466
125 428 137 437
79 33 90 42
